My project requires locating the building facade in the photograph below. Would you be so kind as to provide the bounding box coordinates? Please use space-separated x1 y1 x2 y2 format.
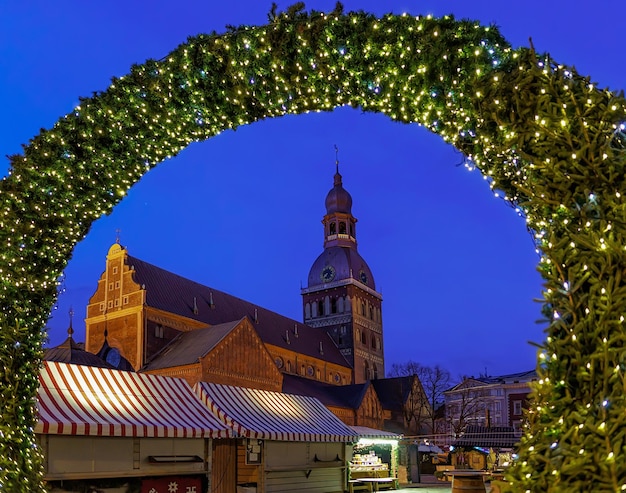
443 370 537 437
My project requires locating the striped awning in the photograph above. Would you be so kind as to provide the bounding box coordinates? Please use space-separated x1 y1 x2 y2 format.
37 361 232 438
351 426 401 440
196 382 359 442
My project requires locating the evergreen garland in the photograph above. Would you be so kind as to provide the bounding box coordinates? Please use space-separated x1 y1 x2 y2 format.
1 5 624 491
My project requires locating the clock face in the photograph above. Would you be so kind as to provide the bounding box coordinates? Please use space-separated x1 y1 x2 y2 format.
359 270 368 284
320 265 336 282
275 357 284 369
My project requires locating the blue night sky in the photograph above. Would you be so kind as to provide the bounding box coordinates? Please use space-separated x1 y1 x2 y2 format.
1 0 623 378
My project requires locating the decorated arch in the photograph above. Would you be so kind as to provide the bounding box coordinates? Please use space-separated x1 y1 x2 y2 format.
1 5 625 491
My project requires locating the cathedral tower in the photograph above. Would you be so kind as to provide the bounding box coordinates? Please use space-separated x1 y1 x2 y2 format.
301 161 384 384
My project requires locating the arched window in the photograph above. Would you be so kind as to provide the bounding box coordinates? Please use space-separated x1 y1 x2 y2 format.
361 330 367 345
305 303 311 319
373 363 379 380
339 221 346 234
361 302 366 316
364 361 370 381
318 300 324 317
331 297 337 314
371 335 376 349
369 306 374 320
286 360 292 372
329 222 336 235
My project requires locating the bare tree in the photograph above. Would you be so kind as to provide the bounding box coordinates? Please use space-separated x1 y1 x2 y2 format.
444 377 490 436
387 361 450 435
419 365 451 433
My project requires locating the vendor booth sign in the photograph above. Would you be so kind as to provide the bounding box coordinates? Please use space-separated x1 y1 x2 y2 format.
141 475 202 493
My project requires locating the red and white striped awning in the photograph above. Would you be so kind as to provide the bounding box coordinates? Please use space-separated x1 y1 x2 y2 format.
37 361 232 438
196 382 358 442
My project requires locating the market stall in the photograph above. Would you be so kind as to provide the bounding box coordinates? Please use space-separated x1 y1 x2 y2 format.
348 426 400 490
196 381 359 493
37 361 232 493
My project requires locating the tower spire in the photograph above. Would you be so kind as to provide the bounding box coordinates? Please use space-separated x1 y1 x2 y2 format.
67 306 74 339
334 144 342 186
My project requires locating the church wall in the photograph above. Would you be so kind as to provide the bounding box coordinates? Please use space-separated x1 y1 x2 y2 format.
354 386 384 430
266 344 352 386
200 320 283 392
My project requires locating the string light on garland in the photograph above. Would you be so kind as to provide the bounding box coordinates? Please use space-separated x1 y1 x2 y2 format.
1 3 626 491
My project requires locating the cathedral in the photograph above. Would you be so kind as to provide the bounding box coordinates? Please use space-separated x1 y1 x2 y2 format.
83 162 384 387
49 161 422 434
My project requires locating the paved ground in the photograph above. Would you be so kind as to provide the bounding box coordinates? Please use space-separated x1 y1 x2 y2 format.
395 475 497 492
396 475 451 491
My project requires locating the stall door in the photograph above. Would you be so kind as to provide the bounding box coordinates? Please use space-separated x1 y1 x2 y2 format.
212 439 236 493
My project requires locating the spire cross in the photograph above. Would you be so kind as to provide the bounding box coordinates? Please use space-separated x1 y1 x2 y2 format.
334 144 339 174
115 228 121 244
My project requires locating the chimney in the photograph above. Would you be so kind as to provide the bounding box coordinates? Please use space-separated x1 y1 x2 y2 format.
285 329 290 344
294 324 299 337
193 297 198 315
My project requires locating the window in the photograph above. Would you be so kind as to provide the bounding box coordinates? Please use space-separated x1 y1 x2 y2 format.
99 302 105 312
339 222 346 234
373 363 378 380
329 222 336 235
108 283 113 291
513 400 523 415
155 325 164 338
123 296 129 305
108 301 113 309
371 335 376 349
364 361 370 381
112 266 118 274
361 330 367 345
115 280 120 289
318 300 324 317
114 299 119 307
331 298 337 314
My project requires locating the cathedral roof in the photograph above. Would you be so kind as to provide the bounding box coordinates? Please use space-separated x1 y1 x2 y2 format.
371 376 416 412
282 373 372 409
142 320 242 370
44 336 116 369
125 254 350 368
325 170 353 215
307 246 376 290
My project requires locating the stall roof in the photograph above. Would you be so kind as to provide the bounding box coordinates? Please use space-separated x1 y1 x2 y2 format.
351 426 401 440
452 426 518 449
37 361 232 438
196 382 359 442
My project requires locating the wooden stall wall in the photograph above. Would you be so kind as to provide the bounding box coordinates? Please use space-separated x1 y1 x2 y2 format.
264 442 346 493
40 435 208 480
237 439 261 489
